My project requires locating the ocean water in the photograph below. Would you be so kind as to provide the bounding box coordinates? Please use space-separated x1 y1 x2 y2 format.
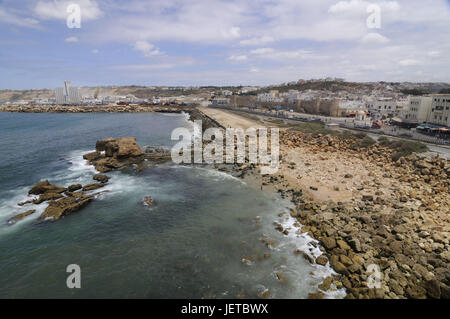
0 112 344 299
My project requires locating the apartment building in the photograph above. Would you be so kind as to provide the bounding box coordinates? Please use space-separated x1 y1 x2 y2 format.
429 94 450 127
55 81 81 105
402 96 432 124
366 99 397 118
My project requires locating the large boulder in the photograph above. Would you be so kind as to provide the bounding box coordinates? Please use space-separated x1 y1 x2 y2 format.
93 174 109 183
29 180 67 195
96 137 143 159
85 137 145 172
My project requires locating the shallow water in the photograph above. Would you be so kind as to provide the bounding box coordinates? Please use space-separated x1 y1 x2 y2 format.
0 112 344 299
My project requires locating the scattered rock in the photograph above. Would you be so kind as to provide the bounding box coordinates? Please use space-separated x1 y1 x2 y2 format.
28 180 66 195
33 192 64 204
316 255 329 266
143 196 155 207
308 291 324 299
93 174 109 183
8 210 36 224
67 184 82 192
82 183 105 192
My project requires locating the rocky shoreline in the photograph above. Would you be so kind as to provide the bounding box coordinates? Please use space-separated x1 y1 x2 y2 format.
231 129 450 299
0 104 222 131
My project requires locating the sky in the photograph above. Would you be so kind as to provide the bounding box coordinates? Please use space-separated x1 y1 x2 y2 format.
0 0 449 89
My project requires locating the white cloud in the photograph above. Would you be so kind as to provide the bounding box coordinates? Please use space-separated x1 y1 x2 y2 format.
250 47 310 60
133 41 162 57
399 59 421 67
34 0 103 21
251 48 274 55
427 51 441 58
92 49 99 54
240 36 274 46
250 67 259 73
65 36 79 43
360 33 390 44
222 26 241 39
228 55 248 61
0 7 41 29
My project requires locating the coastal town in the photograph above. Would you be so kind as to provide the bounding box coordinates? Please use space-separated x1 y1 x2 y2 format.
1 79 449 146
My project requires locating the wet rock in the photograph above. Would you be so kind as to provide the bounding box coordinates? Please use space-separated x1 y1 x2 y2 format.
308 291 324 299
33 192 64 204
321 236 336 250
8 210 36 224
67 184 82 192
29 180 67 195
82 183 105 192
316 255 329 266
143 196 155 207
93 174 109 183
85 137 146 173
302 252 314 264
17 199 34 206
319 276 333 291
330 257 347 275
39 195 94 221
83 151 101 161
96 137 144 158
276 271 287 284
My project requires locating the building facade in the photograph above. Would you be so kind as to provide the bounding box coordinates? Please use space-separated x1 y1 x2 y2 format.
429 94 450 127
402 96 432 124
55 81 81 105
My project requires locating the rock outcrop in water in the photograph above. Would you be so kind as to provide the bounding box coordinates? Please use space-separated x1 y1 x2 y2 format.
10 176 111 223
8 210 36 224
84 137 145 173
28 180 67 195
84 137 173 173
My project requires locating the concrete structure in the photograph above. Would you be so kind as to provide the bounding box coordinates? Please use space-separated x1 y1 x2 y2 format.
211 98 230 107
292 99 341 117
366 98 397 118
403 96 432 124
429 94 450 127
257 92 283 103
55 81 81 105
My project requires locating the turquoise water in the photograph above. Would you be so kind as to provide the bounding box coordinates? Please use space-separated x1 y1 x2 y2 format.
0 112 341 299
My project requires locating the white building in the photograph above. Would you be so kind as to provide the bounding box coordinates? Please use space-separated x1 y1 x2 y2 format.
402 96 432 124
366 98 398 118
221 90 233 96
429 94 450 127
55 81 81 105
257 92 283 103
